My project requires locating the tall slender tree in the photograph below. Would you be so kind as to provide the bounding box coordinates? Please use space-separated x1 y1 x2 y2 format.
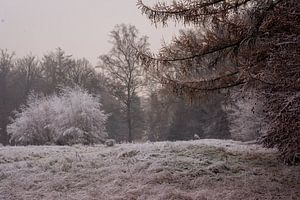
99 24 149 142
14 55 43 95
41 48 74 94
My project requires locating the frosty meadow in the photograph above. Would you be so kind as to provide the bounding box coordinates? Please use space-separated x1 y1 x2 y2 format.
1 140 299 200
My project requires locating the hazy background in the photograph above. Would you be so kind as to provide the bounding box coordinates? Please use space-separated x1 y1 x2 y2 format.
0 0 181 64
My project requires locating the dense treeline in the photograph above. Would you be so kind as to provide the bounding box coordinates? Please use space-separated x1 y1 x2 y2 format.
0 50 233 146
1 22 264 147
0 47 142 144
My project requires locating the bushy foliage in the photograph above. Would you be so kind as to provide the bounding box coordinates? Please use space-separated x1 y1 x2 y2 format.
8 87 108 145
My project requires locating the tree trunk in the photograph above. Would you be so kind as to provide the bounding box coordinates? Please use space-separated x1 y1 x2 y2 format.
127 104 132 143
127 86 132 143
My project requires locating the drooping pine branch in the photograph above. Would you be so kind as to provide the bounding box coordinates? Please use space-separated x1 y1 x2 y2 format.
137 0 256 25
137 0 284 94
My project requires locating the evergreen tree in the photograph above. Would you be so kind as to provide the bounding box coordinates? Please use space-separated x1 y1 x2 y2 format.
138 0 300 164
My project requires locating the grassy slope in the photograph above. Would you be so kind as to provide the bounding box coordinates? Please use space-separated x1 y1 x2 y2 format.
0 140 299 200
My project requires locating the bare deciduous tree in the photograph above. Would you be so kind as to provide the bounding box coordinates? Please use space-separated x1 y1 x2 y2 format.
41 48 75 94
99 24 149 142
15 55 43 95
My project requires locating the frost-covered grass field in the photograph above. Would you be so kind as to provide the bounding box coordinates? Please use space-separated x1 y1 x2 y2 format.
0 139 299 200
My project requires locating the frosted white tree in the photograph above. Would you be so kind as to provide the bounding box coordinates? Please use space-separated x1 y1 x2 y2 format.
226 90 267 141
53 87 108 145
8 87 108 145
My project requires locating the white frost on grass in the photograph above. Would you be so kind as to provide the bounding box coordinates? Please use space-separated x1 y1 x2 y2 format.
0 139 299 200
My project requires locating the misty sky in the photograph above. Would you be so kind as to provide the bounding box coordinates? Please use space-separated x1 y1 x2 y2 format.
0 0 182 65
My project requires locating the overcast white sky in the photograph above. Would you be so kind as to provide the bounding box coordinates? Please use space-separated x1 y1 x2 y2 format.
0 0 182 65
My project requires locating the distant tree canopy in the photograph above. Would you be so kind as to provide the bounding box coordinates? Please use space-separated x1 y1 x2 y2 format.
137 0 300 164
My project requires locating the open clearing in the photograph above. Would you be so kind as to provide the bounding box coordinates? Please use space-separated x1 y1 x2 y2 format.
0 139 299 200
